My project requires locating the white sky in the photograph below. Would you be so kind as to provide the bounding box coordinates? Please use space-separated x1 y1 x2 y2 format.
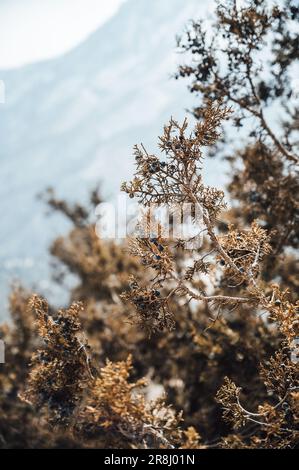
0 0 126 69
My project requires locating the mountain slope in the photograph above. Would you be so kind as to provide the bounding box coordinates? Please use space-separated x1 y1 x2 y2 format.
0 0 218 313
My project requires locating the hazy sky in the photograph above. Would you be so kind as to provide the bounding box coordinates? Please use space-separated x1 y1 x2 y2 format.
0 0 126 69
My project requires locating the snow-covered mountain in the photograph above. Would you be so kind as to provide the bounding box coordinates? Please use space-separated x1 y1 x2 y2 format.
0 0 218 315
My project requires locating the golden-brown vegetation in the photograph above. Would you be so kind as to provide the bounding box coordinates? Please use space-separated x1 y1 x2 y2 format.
0 0 298 448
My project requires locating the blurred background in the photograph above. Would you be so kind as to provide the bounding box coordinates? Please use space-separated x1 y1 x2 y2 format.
0 0 220 316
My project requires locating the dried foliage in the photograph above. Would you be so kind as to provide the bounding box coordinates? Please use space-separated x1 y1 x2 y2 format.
76 355 182 448
20 296 94 426
0 0 298 449
176 0 299 255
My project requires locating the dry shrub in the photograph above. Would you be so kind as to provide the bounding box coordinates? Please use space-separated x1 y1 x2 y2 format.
0 0 298 449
